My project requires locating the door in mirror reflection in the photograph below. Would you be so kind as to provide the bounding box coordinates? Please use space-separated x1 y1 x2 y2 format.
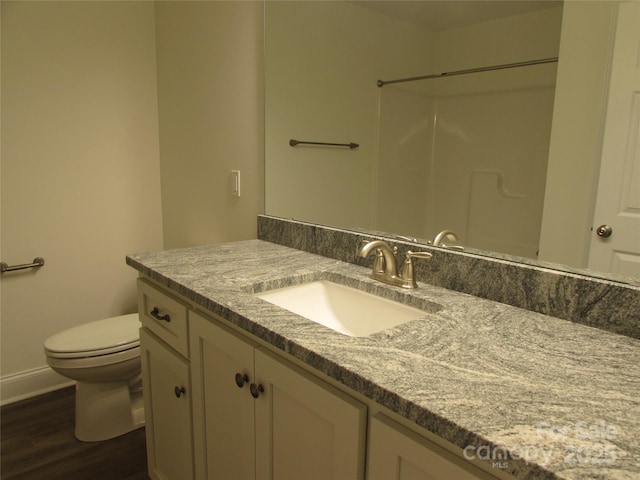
588 1 640 279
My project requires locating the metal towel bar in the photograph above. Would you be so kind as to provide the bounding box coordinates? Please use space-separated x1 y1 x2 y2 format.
1 257 45 273
289 139 359 149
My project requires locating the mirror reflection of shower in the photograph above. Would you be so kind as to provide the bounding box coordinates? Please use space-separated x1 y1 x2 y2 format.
375 60 557 259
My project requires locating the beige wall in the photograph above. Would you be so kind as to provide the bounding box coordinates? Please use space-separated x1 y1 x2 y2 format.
155 1 264 249
1 1 164 401
434 6 562 72
1 0 265 403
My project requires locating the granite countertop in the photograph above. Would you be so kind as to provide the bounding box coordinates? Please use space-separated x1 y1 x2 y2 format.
127 239 640 480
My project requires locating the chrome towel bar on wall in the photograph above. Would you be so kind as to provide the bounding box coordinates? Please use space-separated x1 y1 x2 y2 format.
1 257 45 274
289 139 359 149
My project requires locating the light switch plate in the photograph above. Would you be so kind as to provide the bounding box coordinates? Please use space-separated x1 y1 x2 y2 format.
231 170 241 197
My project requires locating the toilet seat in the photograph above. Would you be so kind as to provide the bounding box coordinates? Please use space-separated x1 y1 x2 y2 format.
45 313 140 359
45 345 141 371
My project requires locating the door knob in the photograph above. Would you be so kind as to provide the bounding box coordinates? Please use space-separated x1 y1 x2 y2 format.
174 386 186 398
596 225 613 238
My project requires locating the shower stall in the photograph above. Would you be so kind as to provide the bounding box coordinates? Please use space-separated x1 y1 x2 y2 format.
375 60 558 259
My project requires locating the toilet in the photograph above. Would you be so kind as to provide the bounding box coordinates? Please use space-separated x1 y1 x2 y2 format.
44 313 144 442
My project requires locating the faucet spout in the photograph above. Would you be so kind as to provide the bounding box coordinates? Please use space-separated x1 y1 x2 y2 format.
432 230 459 247
358 240 398 277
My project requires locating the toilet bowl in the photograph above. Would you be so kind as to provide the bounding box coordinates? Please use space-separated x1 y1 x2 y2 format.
44 313 144 442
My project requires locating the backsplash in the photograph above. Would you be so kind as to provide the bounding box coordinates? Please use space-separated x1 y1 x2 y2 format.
258 215 640 339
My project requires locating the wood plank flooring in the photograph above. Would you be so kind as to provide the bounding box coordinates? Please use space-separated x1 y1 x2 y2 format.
1 386 149 480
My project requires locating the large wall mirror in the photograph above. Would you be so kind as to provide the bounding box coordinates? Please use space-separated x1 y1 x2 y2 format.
265 0 639 284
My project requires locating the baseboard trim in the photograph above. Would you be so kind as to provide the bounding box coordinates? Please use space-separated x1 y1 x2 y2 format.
1 366 75 406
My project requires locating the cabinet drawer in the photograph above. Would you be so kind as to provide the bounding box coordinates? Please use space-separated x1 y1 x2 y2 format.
138 278 189 358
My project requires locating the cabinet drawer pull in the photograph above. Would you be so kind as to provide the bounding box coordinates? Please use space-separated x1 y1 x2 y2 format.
150 307 171 323
174 386 186 398
235 373 249 388
250 383 264 399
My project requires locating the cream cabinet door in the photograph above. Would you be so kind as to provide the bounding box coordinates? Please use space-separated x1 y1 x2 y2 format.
368 414 490 480
140 328 194 480
254 348 367 480
190 312 257 480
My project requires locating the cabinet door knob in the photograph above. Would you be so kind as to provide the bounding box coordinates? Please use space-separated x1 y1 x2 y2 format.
235 373 249 388
249 383 264 399
174 386 186 398
150 307 171 322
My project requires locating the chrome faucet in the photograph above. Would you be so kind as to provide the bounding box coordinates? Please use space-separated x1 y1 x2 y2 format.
358 240 432 289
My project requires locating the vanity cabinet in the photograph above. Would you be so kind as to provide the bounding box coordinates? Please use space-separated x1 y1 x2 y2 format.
138 279 194 480
368 414 492 480
189 310 367 480
137 278 500 480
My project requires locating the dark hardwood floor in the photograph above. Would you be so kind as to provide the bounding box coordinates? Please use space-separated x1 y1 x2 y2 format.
1 386 149 480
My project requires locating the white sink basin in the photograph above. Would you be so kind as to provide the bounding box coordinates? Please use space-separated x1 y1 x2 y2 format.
255 280 426 337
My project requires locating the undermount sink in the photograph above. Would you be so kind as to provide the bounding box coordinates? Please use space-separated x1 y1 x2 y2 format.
255 280 426 337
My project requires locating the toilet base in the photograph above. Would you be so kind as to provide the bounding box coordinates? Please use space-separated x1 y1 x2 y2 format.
74 379 145 442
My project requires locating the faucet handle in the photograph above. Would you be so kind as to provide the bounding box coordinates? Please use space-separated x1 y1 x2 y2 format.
400 251 433 288
373 249 385 274
373 245 399 274
441 244 465 251
406 251 432 260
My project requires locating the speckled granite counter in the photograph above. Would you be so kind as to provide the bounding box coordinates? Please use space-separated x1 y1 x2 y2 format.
127 240 640 480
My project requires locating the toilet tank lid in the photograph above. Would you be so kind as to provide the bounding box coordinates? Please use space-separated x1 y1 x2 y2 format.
44 313 140 353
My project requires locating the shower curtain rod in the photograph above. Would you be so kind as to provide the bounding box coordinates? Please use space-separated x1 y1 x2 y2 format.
377 57 558 87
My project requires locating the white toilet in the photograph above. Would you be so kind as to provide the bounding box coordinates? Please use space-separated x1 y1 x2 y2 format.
44 313 145 442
